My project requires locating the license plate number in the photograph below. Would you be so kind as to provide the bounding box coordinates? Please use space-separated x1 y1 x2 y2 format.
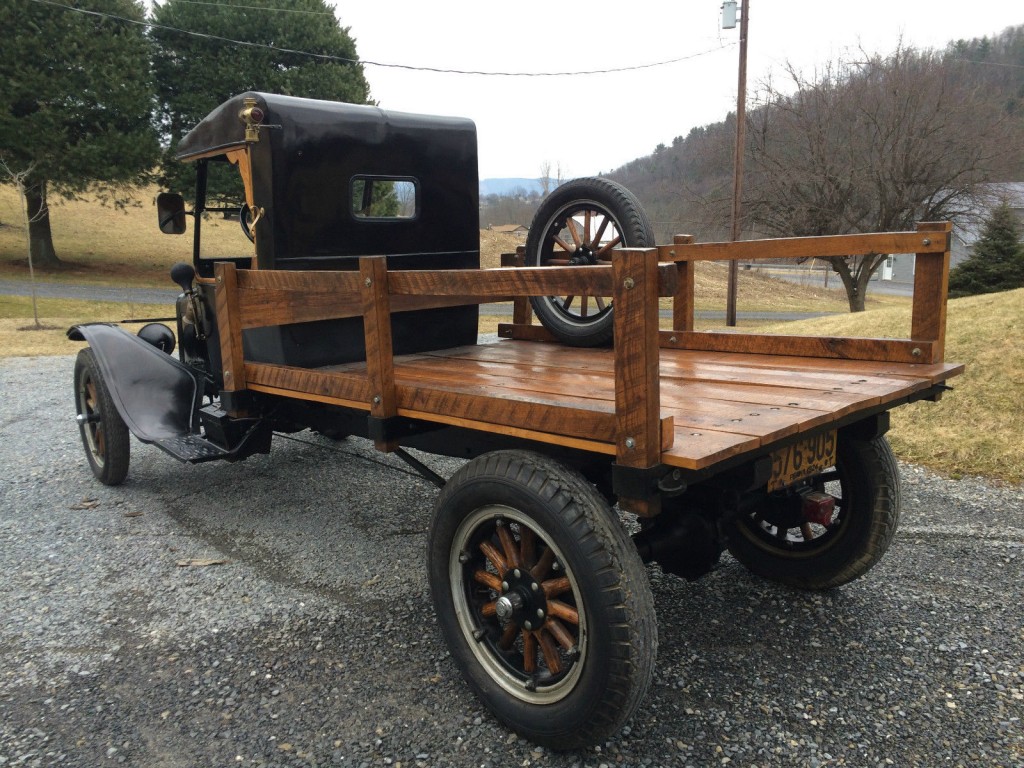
768 431 837 492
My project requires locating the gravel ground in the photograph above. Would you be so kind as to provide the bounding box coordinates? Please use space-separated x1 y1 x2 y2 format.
1 354 1022 768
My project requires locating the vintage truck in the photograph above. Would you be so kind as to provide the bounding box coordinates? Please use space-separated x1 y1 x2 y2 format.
69 92 962 749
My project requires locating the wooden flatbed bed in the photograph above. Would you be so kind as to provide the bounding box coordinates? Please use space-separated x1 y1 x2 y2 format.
248 341 961 472
215 222 960 512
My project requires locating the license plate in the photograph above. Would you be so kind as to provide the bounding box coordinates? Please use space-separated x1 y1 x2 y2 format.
768 431 837 492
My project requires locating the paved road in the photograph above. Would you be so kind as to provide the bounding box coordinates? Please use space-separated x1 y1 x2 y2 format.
0 279 834 323
743 265 915 297
1 356 1021 767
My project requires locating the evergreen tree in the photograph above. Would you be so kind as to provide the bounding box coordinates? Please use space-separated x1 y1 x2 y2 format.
151 0 370 201
0 0 158 268
949 201 1024 297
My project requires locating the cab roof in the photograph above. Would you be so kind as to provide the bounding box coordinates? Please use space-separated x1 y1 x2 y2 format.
175 92 476 161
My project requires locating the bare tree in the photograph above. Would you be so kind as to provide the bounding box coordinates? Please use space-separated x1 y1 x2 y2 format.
539 160 552 197
744 46 1017 310
1 157 44 328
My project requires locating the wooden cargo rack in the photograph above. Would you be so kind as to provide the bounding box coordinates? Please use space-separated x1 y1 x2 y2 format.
211 222 962 514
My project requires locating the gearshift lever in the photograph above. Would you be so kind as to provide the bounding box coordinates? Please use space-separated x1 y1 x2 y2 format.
169 262 206 341
170 262 196 294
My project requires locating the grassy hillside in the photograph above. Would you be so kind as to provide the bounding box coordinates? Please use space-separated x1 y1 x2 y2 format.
756 289 1024 483
2 185 901 315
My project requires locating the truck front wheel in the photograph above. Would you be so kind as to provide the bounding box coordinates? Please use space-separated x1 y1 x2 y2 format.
74 348 130 486
726 435 901 590
427 450 656 749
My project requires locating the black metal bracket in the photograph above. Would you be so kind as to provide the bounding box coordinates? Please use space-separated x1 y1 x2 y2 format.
393 448 446 488
611 463 686 503
220 388 257 414
840 411 890 442
367 415 444 445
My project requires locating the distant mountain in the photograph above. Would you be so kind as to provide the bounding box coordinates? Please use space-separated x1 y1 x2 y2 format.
480 178 547 197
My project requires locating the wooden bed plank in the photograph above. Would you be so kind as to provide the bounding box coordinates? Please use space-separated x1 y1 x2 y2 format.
658 348 964 384
435 339 957 382
427 342 933 400
395 384 618 443
662 426 761 470
392 358 831 443
245 362 369 404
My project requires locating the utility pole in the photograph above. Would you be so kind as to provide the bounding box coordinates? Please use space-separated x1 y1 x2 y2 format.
724 0 749 327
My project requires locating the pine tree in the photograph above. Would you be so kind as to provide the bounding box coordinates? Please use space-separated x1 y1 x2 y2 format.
949 201 1024 297
0 0 159 268
152 0 370 201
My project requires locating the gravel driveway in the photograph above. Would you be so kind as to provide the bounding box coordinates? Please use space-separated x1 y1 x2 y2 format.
1 355 1021 767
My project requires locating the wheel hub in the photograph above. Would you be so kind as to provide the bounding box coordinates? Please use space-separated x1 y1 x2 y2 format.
568 244 595 265
498 567 547 631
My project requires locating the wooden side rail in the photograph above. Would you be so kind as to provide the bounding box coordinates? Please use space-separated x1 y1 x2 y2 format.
656 226 949 263
214 254 677 464
658 221 952 365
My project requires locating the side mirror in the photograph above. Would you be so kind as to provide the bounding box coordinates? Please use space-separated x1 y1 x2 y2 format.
157 192 187 235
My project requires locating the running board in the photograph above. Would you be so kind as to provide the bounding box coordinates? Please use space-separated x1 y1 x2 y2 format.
153 434 230 463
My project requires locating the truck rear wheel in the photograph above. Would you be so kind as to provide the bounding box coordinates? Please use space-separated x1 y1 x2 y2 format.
727 435 901 590
74 348 130 486
526 178 656 347
427 450 656 748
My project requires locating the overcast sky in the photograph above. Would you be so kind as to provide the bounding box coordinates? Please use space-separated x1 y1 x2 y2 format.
332 0 1022 180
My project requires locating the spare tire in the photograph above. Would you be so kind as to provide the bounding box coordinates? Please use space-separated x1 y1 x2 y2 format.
526 178 656 347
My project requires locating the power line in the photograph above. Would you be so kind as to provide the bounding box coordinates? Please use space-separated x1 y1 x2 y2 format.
948 56 1024 71
155 0 336 16
30 0 735 78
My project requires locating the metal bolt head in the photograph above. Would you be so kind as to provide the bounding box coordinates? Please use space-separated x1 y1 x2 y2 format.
531 582 539 592
513 569 521 579
536 608 544 619
624 437 636 449
623 277 635 289
372 395 381 404
495 596 514 621
364 277 372 287
912 347 922 357
922 238 932 246
501 581 509 592
523 621 533 631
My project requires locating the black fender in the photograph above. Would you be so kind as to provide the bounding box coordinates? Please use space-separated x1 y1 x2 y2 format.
68 323 201 444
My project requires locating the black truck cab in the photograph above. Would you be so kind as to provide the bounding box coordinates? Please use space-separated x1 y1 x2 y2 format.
165 92 480 374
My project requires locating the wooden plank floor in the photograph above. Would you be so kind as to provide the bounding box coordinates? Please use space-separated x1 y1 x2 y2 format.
249 340 964 471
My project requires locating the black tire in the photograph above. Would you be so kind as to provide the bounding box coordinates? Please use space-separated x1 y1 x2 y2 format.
726 435 901 590
428 450 656 749
526 178 656 347
74 348 130 486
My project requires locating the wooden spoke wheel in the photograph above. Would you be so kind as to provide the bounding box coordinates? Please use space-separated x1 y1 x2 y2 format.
74 348 130 486
526 177 655 347
428 450 656 749
449 506 587 704
727 435 901 590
